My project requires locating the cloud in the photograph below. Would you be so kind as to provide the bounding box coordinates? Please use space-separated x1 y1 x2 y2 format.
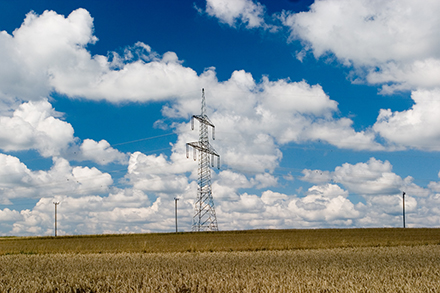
52 50 217 103
0 8 383 158
221 193 265 213
3 154 439 235
76 139 128 165
301 157 435 200
0 99 127 166
289 184 359 223
301 169 332 184
410 194 440 227
7 189 158 236
208 73 382 152
212 183 361 230
2 6 440 235
367 59 440 94
125 152 195 196
205 0 267 29
356 193 417 227
215 191 292 230
281 0 440 91
296 159 437 228
211 170 277 203
0 8 214 103
0 9 97 101
168 70 383 177
373 89 440 151
298 158 440 228
0 154 113 203
216 170 254 189
199 1 440 151
302 157 407 196
2 186 200 236
0 96 127 164
298 158 435 227
278 1 440 151
0 208 21 221
214 182 360 230
124 155 420 232
0 154 35 203
333 158 404 195
0 99 74 156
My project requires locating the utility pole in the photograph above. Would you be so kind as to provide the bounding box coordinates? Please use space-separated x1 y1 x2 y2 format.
174 198 179 233
53 201 60 236
402 192 406 228
186 88 220 232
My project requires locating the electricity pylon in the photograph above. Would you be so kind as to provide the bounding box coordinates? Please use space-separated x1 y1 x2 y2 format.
186 88 220 231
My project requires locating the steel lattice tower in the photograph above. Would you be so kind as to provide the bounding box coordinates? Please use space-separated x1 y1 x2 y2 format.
186 88 220 231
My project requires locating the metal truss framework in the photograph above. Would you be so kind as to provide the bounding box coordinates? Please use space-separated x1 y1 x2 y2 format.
186 88 220 232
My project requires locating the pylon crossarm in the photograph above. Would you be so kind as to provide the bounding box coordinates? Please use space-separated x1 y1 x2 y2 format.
187 142 219 157
193 115 215 128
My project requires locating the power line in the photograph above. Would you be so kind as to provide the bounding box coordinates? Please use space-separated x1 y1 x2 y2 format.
111 133 176 147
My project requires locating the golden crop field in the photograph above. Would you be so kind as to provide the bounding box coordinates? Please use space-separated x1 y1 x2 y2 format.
1 228 440 292
1 245 440 292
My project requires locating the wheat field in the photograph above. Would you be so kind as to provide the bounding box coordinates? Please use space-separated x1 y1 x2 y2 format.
1 229 440 292
1 245 440 292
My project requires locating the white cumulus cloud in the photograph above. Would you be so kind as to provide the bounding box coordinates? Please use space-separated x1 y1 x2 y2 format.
0 154 113 203
282 0 440 90
289 184 359 224
205 0 267 29
77 139 128 165
302 157 408 196
279 0 440 151
0 100 74 156
373 89 440 151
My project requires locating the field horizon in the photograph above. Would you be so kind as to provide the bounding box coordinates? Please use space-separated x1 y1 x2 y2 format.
1 227 440 255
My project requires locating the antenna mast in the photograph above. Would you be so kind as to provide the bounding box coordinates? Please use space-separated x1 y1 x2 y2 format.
186 88 220 231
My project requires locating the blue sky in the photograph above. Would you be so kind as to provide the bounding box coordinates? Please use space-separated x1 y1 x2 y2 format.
1 0 440 236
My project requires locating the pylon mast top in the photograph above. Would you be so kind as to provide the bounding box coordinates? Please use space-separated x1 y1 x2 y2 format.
188 89 219 163
201 88 206 116
192 89 215 133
